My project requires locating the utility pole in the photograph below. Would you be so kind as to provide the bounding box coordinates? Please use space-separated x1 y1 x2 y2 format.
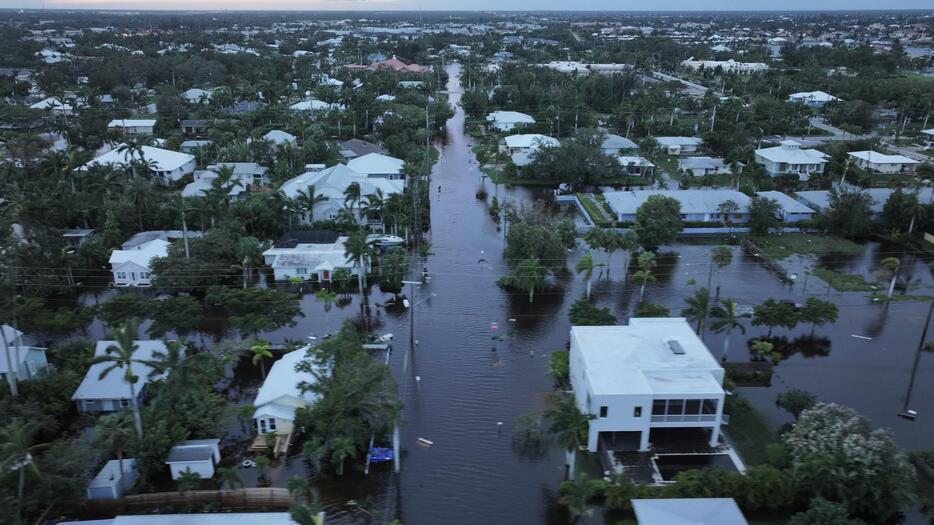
710 104 717 132
898 299 934 421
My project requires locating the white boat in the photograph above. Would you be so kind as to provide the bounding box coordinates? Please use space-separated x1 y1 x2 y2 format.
368 234 405 247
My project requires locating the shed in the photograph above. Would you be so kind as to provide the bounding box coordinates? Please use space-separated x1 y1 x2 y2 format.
165 439 221 480
87 459 138 500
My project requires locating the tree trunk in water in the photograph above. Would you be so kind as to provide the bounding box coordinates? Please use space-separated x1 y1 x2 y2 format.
118 450 126 495
585 277 591 299
181 213 190 260
721 332 731 362
887 275 897 299
1 330 18 397
605 252 612 280
129 382 144 439
565 448 577 481
260 359 267 379
529 287 534 303
639 281 646 303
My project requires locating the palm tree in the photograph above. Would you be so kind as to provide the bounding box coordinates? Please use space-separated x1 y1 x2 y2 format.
558 473 602 523
0 419 46 522
361 189 386 230
249 340 273 379
880 257 901 299
575 252 602 299
124 176 154 231
544 394 594 480
632 251 657 304
512 258 547 303
289 501 324 525
343 230 375 296
91 319 147 439
343 181 362 219
294 184 327 224
302 436 327 473
682 287 712 334
329 435 356 475
163 196 196 259
287 474 311 499
215 466 244 489
116 138 148 179
710 299 747 362
94 412 135 495
176 469 202 492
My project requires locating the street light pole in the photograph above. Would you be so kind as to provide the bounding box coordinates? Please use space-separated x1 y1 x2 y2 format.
898 299 934 421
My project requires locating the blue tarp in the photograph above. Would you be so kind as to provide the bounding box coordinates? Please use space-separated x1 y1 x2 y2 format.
368 447 394 462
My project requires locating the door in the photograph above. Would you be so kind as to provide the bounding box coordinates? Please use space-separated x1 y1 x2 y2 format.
259 419 267 434
323 270 330 281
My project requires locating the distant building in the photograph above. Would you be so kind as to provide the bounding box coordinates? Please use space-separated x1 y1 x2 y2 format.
787 90 841 107
499 134 560 154
165 439 221 480
678 157 737 177
922 129 934 149
540 61 632 75
633 498 748 525
108 239 169 287
679 58 768 74
754 140 829 179
340 138 386 159
280 161 405 224
86 459 138 500
107 119 156 136
182 163 269 199
289 99 344 113
601 134 639 155
847 151 919 174
0 325 49 383
252 348 319 435
755 191 815 222
82 144 196 182
263 235 361 282
604 189 752 223
569 319 726 452
263 130 297 145
63 228 94 248
59 513 295 525
615 156 655 177
655 136 703 155
486 110 535 132
180 88 213 103
344 56 431 73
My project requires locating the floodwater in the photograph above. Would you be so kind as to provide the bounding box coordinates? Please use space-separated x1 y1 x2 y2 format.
69 63 934 523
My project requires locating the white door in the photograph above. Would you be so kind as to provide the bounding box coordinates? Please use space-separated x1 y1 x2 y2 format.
259 419 267 433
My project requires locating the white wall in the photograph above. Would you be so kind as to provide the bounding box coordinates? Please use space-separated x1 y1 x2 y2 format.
168 461 215 480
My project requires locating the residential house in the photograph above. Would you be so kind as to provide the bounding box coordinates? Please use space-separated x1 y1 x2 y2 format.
339 138 385 160
486 110 536 132
182 163 269 199
72 340 169 412
263 235 361 282
499 134 560 154
63 228 94 248
180 140 212 153
221 101 264 115
679 58 768 74
796 187 934 219
180 119 210 135
604 189 752 223
120 230 202 250
30 96 72 115
86 459 138 500
787 90 841 107
398 81 425 89
347 152 405 181
0 325 49 383
108 238 169 287
280 163 404 223
289 99 345 113
632 498 748 525
601 134 639 155
263 129 297 146
82 144 196 182
252 348 319 435
615 156 655 177
754 140 829 179
344 56 431 73
678 157 737 177
847 151 919 174
922 129 934 149
569 318 726 452
181 88 213 103
107 119 156 136
165 439 220 480
755 191 815 223
655 136 703 155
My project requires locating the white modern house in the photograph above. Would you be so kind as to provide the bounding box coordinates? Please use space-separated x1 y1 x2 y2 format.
280 163 403 224
604 190 752 223
182 163 269 199
181 88 213 103
0 325 48 383
82 144 196 182
346 152 406 180
165 439 221 480
252 348 319 436
633 498 748 525
569 318 726 452
655 136 703 155
86 459 138 500
72 340 169 412
787 90 841 107
679 58 768 74
263 130 297 146
847 151 919 174
107 119 156 136
486 110 535 132
263 235 361 282
108 238 170 287
754 140 829 179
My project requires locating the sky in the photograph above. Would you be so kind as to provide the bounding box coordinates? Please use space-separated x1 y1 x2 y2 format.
2 0 933 11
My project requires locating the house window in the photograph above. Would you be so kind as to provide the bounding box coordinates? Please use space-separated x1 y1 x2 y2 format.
702 399 719 415
296 268 308 275
139 272 150 280
599 406 608 418
666 399 684 416
685 399 701 415
116 272 127 280
120 399 130 408
268 418 277 431
633 406 642 417
652 400 666 415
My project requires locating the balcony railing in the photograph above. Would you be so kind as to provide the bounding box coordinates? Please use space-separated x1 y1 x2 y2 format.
650 414 717 423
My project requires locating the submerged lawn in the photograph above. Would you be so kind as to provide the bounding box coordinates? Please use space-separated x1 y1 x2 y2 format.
812 267 880 292
724 396 779 466
750 234 864 260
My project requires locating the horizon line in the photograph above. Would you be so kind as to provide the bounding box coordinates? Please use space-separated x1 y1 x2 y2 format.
5 7 934 13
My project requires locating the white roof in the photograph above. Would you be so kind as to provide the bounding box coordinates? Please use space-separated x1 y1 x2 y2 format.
72 340 168 401
181 88 212 100
633 498 748 525
797 188 934 214
252 348 319 420
615 156 654 168
604 189 752 216
503 134 560 149
922 129 934 137
84 145 195 173
263 130 296 145
88 459 136 489
289 99 344 111
280 163 403 202
788 90 840 102
376 94 396 101
486 110 535 125
108 239 170 268
755 141 829 165
30 97 71 111
572 318 723 396
60 514 296 525
655 136 703 147
0 325 37 372
107 119 156 128
755 191 815 214
346 152 404 176
266 237 353 274
679 156 728 170
602 134 638 151
848 150 919 165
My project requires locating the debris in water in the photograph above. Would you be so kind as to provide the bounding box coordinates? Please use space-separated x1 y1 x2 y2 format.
417 437 434 447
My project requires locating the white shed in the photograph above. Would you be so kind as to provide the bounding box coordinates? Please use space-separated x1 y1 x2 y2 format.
87 458 138 500
165 439 221 480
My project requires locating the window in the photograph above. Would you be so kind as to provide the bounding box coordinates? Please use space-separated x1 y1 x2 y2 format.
703 399 719 415
652 400 666 415
120 399 130 408
599 406 608 418
296 268 308 275
268 418 277 431
633 406 642 417
139 272 150 280
666 399 684 416
685 399 701 415
116 272 127 280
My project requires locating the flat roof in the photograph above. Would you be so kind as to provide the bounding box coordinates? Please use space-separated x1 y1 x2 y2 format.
572 318 723 396
633 498 748 525
604 189 751 216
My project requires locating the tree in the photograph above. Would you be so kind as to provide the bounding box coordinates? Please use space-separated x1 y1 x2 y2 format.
0 419 46 522
216 466 244 489
205 287 302 338
378 246 409 297
146 296 203 340
91 319 147 439
544 394 594 480
788 498 866 525
504 221 567 271
820 188 875 239
249 340 273 379
632 251 657 303
289 501 324 525
575 252 602 299
879 257 901 299
718 199 741 231
176 469 202 492
163 196 197 260
294 184 327 224
710 299 747 361
707 246 732 291
635 302 670 317
747 196 782 236
633 195 682 249
94 412 135 495
343 230 375 296
682 287 712 334
501 258 548 303
798 298 839 334
881 189 921 236
568 299 617 326
784 403 915 522
558 473 604 522
776 389 818 420
329 435 356 476
752 299 798 336
314 289 337 333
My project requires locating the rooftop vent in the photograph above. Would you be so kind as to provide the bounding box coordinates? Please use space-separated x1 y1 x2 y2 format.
667 339 686 355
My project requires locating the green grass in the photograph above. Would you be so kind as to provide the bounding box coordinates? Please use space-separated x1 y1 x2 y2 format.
749 234 864 260
652 154 681 180
867 293 934 303
812 267 880 292
724 396 778 466
577 193 613 225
